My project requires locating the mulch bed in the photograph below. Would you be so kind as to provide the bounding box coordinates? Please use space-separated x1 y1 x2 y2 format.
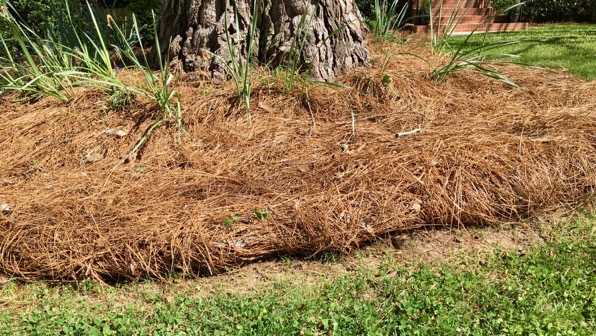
1 39 594 281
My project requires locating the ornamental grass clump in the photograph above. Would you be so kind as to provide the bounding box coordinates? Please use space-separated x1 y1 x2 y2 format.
0 0 184 158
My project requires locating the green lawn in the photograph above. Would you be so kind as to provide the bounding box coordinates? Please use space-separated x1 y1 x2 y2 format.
450 24 596 80
0 214 594 335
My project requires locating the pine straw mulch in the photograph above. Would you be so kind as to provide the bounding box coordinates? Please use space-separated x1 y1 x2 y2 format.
0 38 595 282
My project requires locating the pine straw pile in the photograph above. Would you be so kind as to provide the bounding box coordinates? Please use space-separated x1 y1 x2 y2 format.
0 40 595 282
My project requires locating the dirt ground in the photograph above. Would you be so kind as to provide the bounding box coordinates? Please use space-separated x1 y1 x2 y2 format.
177 211 571 296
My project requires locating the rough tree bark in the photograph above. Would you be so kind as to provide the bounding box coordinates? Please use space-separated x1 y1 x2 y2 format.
158 0 369 81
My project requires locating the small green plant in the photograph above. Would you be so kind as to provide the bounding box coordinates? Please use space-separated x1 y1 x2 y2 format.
0 1 185 160
428 2 529 86
281 255 293 268
62 6 184 159
381 73 392 85
319 250 343 264
0 1 75 101
108 88 135 111
279 7 315 94
216 0 259 122
430 41 522 86
276 6 349 96
0 0 129 102
372 0 408 40
430 1 527 55
107 12 186 158
253 209 269 221
430 0 472 55
222 213 242 228
124 0 163 42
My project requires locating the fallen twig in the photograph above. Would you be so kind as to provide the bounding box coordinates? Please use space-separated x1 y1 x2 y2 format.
396 127 422 138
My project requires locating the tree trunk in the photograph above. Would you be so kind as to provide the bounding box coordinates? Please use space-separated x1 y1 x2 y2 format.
158 0 369 81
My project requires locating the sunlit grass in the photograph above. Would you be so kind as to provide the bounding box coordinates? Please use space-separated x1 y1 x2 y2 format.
449 24 596 80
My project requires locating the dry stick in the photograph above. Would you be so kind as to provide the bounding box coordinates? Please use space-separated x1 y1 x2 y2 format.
396 127 422 138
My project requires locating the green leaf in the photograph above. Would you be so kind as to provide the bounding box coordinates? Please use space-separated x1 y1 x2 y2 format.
222 219 234 228
253 210 269 221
